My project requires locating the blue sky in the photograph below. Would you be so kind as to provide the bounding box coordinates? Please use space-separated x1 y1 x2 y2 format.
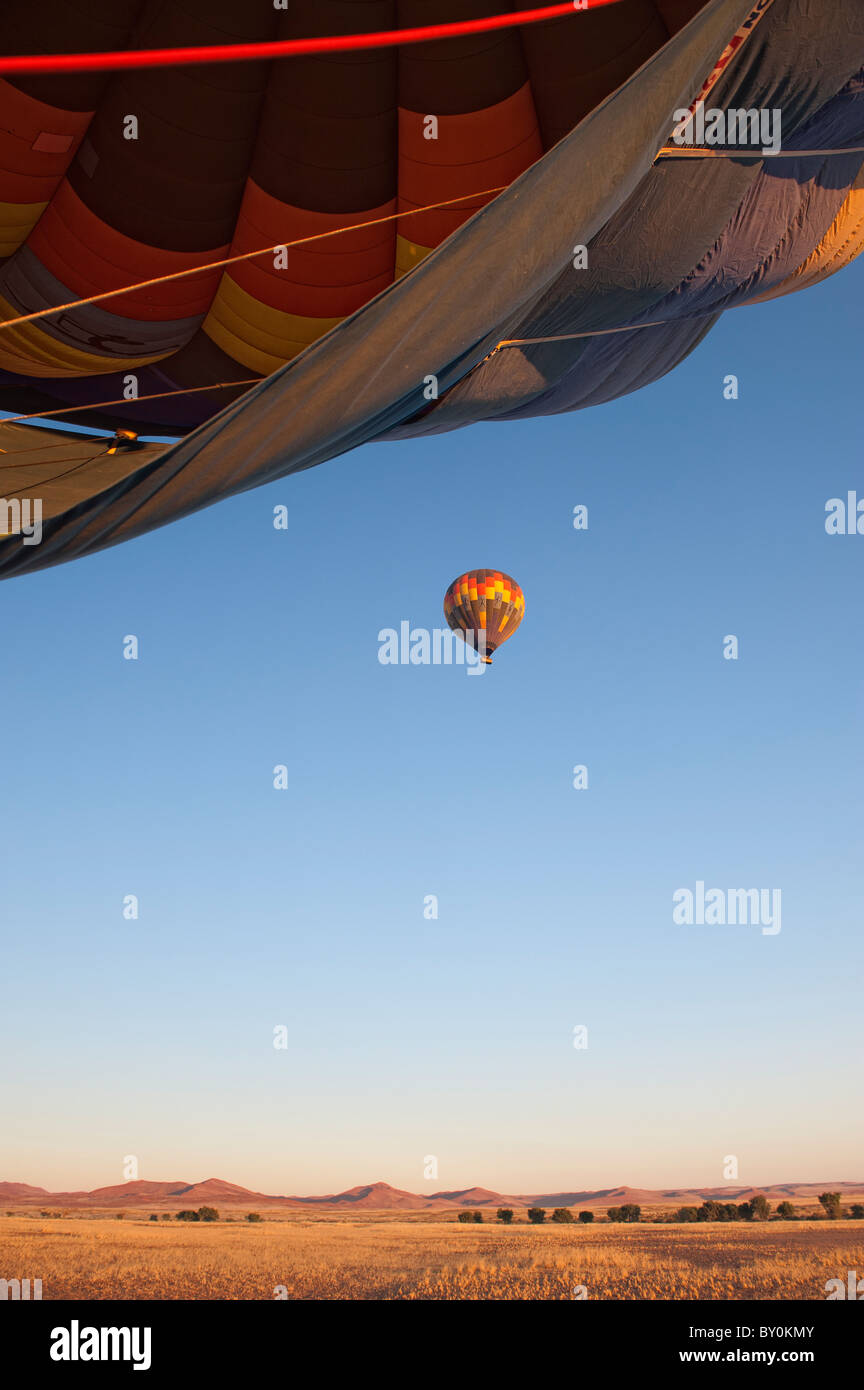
1 257 862 1197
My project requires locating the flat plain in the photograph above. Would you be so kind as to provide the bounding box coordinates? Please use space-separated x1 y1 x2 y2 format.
2 1215 862 1300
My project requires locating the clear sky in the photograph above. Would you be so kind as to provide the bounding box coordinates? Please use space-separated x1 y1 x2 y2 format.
1 257 861 1199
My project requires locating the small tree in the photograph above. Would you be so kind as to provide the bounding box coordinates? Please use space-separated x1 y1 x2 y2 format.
472 1211 483 1223
676 1207 699 1223
749 1195 770 1222
818 1192 842 1220
527 1207 546 1224
551 1208 574 1223
457 1211 473 1223
578 1210 594 1224
149 1213 159 1222
776 1201 796 1219
246 1212 262 1223
606 1207 621 1223
197 1206 219 1222
497 1208 514 1224
620 1203 641 1223
849 1204 864 1220
176 1209 200 1222
161 1213 171 1220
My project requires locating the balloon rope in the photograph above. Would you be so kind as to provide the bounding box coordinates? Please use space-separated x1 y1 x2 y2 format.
495 323 678 350
3 0 847 435
0 4 620 76
657 145 864 158
0 297 757 426
6 128 863 425
0 187 511 333
3 129 858 343
1 380 262 425
0 0 827 340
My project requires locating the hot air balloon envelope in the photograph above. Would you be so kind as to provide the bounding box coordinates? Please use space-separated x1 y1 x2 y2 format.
444 570 525 664
0 0 863 578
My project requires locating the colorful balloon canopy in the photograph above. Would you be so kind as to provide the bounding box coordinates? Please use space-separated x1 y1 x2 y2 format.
444 569 525 663
0 0 863 577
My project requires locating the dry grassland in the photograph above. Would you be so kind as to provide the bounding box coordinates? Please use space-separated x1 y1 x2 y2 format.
2 1216 862 1300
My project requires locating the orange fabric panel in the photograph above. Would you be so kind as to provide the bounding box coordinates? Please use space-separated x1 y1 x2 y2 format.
25 182 226 319
0 78 91 204
225 180 395 318
398 83 541 249
747 175 864 306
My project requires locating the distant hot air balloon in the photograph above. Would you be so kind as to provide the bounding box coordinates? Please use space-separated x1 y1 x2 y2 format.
444 570 524 665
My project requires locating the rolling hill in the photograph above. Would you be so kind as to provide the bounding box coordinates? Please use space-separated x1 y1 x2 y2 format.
2 1177 862 1212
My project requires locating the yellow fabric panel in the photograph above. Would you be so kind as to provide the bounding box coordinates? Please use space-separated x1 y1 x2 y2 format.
395 235 433 280
0 199 48 257
748 174 864 306
203 274 344 375
0 293 168 377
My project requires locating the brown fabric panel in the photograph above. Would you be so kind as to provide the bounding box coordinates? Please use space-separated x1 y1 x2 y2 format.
397 0 527 115
0 0 147 112
251 2 397 214
66 0 277 250
158 328 261 388
0 420 165 517
521 2 675 148
0 381 89 423
655 0 709 35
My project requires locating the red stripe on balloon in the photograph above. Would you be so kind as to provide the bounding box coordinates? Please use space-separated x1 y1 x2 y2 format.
0 3 624 76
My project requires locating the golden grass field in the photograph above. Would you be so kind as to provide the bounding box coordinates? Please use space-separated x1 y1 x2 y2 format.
2 1215 862 1300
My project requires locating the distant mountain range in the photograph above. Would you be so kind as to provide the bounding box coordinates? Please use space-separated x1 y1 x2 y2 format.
2 1178 862 1211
